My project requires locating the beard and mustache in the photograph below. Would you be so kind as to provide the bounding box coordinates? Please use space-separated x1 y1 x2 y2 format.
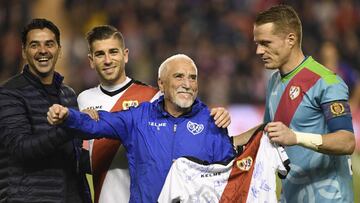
171 87 197 109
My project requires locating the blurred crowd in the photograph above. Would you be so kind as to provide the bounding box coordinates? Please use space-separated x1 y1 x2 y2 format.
1 0 360 106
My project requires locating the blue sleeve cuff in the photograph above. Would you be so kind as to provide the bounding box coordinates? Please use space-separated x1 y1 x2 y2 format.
64 108 79 127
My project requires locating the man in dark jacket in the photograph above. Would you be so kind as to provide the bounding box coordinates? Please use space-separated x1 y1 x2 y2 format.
0 18 91 203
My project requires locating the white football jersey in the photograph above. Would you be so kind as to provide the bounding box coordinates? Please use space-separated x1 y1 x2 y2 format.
158 131 289 203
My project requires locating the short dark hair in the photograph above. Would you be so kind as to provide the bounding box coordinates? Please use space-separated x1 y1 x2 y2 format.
21 18 60 47
86 25 125 53
255 5 302 45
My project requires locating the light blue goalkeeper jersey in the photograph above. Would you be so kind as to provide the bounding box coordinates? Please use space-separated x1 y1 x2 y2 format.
264 56 354 203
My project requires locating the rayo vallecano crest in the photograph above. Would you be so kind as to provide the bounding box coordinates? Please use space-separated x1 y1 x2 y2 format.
187 121 204 135
122 100 139 110
289 86 301 100
236 156 253 171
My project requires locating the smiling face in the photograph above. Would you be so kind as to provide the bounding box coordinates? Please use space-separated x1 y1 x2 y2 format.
88 36 129 86
158 56 198 117
253 23 292 71
22 28 61 84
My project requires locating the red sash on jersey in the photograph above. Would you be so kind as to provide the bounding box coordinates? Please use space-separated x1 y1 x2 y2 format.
220 128 263 203
273 68 320 126
92 84 158 203
220 68 320 203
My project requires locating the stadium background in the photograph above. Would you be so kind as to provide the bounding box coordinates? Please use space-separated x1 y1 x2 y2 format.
1 0 359 201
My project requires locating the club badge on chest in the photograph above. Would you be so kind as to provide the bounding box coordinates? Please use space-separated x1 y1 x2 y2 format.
289 86 301 100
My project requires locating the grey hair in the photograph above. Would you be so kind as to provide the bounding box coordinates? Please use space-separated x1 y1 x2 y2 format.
158 54 198 79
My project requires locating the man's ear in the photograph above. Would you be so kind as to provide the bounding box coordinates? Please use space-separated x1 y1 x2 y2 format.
58 46 62 59
123 48 129 64
158 78 164 93
88 54 95 69
287 33 296 47
21 47 26 60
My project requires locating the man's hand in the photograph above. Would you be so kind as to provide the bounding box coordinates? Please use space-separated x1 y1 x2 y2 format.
210 107 231 128
265 121 297 146
47 104 69 125
81 109 99 121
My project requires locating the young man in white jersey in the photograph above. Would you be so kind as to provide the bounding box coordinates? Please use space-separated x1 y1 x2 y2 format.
78 25 232 203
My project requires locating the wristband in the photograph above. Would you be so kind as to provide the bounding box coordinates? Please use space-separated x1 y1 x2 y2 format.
293 131 323 151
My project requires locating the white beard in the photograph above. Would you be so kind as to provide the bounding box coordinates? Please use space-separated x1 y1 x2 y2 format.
170 86 197 109
174 97 194 108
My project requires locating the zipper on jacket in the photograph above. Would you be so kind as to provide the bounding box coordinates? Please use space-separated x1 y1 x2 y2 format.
173 124 177 133
171 124 177 161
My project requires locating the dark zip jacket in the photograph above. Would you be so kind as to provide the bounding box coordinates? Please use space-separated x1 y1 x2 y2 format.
0 66 91 203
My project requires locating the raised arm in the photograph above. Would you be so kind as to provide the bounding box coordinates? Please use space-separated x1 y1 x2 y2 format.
47 104 70 125
47 104 132 141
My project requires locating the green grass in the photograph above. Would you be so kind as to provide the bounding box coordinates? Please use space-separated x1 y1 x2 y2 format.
86 174 94 202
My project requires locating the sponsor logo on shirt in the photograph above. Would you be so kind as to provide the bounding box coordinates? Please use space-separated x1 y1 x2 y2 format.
122 100 139 110
200 172 221 178
86 105 102 110
236 156 253 171
289 86 300 100
148 121 167 130
187 121 204 135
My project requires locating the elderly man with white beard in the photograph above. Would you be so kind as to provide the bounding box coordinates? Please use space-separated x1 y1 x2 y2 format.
47 54 235 203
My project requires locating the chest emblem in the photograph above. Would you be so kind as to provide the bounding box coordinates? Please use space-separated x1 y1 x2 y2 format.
122 100 139 110
236 156 253 171
187 121 204 135
289 86 301 100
